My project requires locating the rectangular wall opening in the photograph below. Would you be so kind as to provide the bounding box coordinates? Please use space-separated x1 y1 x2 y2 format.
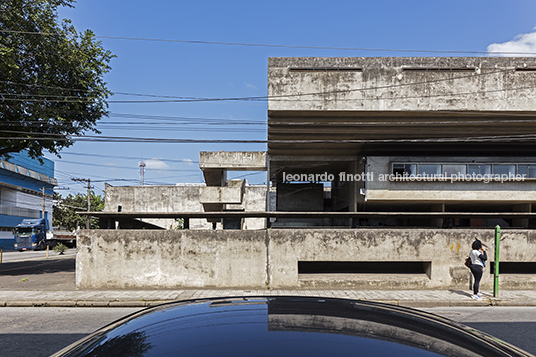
515 68 536 72
289 67 362 72
298 261 431 278
402 67 476 72
489 262 536 274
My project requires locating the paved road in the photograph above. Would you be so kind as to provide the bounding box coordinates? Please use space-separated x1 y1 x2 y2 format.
0 307 140 357
1 306 536 357
1 249 76 263
0 252 75 291
425 306 536 355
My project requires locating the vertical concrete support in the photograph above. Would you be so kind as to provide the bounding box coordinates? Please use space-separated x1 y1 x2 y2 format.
513 204 531 228
356 159 366 209
348 160 359 213
431 204 445 228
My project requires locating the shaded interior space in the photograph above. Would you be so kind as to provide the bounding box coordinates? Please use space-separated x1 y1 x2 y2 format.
267 111 536 158
267 107 536 229
297 261 433 288
355 202 536 229
298 261 431 277
489 262 536 274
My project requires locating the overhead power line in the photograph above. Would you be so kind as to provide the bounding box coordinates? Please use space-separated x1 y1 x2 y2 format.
1 30 535 55
53 159 200 172
55 151 199 164
0 67 525 104
5 131 536 143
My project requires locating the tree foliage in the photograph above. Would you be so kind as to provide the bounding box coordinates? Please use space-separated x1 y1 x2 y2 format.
53 191 104 230
0 0 114 160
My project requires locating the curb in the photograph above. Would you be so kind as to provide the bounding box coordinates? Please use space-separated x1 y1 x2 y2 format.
1 298 535 308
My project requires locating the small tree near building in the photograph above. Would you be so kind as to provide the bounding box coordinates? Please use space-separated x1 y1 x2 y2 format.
53 191 104 230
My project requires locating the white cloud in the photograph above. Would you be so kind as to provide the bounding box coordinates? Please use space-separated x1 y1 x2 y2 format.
182 158 194 165
244 82 258 90
145 158 170 170
487 27 536 57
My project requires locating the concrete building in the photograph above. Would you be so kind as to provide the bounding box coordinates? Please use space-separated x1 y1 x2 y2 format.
79 57 536 290
0 151 57 249
267 57 536 228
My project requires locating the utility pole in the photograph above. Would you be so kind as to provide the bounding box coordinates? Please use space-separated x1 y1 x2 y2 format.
42 186 46 219
71 178 92 229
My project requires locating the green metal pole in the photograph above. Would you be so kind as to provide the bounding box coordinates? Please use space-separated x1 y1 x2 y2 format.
494 225 500 297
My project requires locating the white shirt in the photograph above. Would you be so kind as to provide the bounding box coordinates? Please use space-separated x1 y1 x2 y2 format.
470 249 486 267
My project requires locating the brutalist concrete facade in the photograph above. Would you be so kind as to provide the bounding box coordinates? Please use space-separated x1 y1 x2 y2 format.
78 57 536 290
268 57 536 229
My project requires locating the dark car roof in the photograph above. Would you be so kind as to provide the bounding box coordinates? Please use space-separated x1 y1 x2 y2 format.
51 296 534 357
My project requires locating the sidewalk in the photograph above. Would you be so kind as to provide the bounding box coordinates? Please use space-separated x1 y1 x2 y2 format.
1 288 535 308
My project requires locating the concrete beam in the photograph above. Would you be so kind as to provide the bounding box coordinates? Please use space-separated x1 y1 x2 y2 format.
199 186 243 204
200 151 267 171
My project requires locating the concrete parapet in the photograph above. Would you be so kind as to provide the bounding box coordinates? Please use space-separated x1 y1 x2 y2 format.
77 228 536 290
268 57 536 113
76 230 269 289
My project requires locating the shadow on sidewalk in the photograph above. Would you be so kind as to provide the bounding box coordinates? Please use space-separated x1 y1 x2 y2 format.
448 290 472 298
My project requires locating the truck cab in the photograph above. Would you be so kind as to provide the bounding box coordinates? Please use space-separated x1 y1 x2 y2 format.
13 218 48 251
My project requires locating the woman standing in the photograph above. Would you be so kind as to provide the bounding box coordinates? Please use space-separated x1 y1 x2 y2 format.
470 239 487 300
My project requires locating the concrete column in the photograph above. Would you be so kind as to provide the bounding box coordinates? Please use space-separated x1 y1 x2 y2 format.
348 160 359 213
431 204 445 228
513 203 531 228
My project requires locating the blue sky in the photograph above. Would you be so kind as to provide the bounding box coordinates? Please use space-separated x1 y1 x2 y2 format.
44 0 536 196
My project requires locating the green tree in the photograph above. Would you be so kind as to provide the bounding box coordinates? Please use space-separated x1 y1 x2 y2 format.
0 0 114 160
53 191 104 230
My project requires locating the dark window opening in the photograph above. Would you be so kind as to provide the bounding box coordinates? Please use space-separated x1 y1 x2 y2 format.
392 163 416 176
402 67 476 72
515 68 536 72
489 262 536 274
298 261 431 278
289 67 362 72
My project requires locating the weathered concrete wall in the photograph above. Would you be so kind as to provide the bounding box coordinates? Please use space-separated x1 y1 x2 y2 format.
366 156 536 203
104 184 267 230
77 228 536 290
242 185 267 230
268 57 536 112
77 230 269 289
104 184 211 229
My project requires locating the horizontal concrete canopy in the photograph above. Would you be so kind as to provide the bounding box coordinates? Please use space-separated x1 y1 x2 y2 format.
199 151 266 171
80 211 536 219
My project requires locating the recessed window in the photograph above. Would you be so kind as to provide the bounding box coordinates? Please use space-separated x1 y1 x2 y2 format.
518 165 536 178
443 164 467 177
468 164 491 176
418 164 441 176
493 164 516 175
393 164 416 176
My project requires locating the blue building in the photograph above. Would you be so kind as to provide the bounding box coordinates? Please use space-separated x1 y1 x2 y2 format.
0 151 57 249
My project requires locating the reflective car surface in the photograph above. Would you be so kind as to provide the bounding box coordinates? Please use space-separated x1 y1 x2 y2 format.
51 296 534 357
